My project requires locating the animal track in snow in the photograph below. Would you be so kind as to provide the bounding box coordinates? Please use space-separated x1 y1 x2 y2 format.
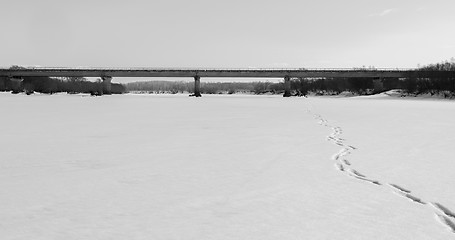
347 169 381 185
431 202 455 233
308 108 455 235
357 177 381 186
389 184 411 194
388 184 425 205
398 192 426 205
335 163 345 172
348 169 366 178
431 202 455 219
435 214 455 233
331 148 350 161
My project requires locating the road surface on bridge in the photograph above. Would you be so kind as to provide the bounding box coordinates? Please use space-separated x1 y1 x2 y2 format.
0 67 418 78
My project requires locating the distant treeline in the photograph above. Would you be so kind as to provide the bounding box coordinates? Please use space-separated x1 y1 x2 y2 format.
126 81 285 94
409 60 455 96
294 61 455 97
0 75 126 95
126 78 387 96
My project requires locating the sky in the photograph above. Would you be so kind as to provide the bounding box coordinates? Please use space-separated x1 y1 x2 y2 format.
1 0 454 72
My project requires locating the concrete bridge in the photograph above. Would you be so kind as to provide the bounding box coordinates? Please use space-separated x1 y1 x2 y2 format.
0 67 452 97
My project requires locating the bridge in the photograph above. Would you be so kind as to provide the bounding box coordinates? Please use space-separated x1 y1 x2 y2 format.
1 67 453 97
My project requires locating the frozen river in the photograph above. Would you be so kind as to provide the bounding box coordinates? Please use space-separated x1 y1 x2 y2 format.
1 93 454 239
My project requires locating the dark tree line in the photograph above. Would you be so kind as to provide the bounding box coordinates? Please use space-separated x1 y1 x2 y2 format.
291 60 455 97
0 76 126 95
126 77 400 96
290 77 379 96
126 81 286 95
126 81 193 94
408 60 455 96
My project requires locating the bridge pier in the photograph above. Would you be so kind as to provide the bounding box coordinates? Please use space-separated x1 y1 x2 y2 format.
283 76 291 97
101 76 112 94
191 76 202 97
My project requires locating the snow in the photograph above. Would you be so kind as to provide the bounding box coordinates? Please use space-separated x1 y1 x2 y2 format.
1 92 454 239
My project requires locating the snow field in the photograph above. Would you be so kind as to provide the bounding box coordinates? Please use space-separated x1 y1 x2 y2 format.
0 93 454 239
308 96 455 237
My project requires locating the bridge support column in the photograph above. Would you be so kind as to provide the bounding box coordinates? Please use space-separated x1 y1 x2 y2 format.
191 76 202 97
101 76 112 94
283 76 291 97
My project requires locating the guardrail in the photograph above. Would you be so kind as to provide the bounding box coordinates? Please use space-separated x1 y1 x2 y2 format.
2 67 417 72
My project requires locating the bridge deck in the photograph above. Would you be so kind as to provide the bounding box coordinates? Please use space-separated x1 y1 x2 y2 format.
0 67 421 78
1 67 453 78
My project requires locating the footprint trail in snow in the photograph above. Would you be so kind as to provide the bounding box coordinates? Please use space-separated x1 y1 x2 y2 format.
308 109 455 235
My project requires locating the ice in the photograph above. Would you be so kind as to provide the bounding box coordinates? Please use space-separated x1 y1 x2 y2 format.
0 92 454 239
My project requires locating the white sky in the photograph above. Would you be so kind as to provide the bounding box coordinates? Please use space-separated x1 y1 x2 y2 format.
1 0 454 70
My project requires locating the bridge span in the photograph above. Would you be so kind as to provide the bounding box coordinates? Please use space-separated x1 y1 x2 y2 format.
0 67 451 97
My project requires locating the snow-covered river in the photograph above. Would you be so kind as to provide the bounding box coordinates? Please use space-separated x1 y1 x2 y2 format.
1 93 454 239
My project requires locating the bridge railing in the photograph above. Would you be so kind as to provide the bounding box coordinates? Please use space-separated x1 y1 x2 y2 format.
4 67 417 72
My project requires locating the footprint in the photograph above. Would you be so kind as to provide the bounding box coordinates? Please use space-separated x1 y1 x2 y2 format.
404 194 425 204
327 136 336 141
435 214 455 233
388 184 425 204
347 169 381 185
359 177 381 185
335 163 344 172
332 149 349 161
351 175 381 185
348 169 366 178
394 191 426 205
389 184 411 194
431 202 455 219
